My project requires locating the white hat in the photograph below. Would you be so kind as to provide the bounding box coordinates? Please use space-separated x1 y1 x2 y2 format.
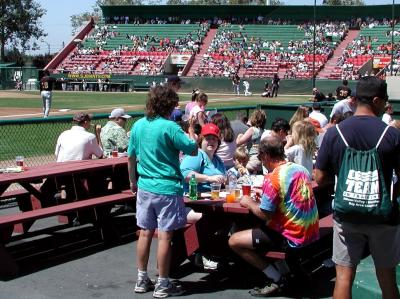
109 108 131 119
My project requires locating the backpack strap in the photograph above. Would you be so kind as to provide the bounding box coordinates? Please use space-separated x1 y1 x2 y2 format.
376 126 390 149
336 125 349 147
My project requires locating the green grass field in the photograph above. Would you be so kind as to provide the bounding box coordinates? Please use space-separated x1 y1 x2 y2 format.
0 91 310 114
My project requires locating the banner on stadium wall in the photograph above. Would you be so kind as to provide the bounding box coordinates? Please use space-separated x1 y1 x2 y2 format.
373 56 391 69
170 54 192 66
67 74 112 79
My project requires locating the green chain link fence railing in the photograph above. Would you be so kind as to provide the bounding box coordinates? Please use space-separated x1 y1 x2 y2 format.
0 104 338 169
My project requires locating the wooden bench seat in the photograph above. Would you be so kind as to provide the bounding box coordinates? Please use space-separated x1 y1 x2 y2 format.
265 214 333 260
0 191 134 228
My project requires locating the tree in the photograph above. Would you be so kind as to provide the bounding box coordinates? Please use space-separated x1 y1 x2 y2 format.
70 0 142 35
322 0 364 5
0 0 46 62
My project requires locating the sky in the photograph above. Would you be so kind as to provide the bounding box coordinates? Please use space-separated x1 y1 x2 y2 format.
36 0 395 55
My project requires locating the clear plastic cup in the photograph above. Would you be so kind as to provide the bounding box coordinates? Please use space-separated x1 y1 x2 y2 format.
16 156 24 167
210 182 221 200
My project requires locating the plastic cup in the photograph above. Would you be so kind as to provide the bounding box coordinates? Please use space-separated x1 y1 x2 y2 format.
112 146 118 158
226 190 236 203
235 188 241 199
242 184 251 196
210 183 221 200
16 156 24 167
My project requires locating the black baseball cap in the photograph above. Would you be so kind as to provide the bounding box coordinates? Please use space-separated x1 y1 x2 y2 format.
167 75 185 85
356 76 388 102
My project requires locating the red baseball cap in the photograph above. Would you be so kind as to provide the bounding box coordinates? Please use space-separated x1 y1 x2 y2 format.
201 123 220 139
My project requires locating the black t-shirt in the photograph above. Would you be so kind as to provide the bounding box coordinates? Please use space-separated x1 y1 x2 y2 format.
272 77 280 86
336 85 351 100
314 91 326 102
40 76 56 91
316 115 400 190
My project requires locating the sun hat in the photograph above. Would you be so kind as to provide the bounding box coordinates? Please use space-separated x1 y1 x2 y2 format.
201 123 220 139
109 108 131 119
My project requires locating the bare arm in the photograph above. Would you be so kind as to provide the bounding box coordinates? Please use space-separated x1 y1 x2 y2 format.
239 195 273 221
184 170 225 184
128 155 138 194
236 126 254 146
314 169 334 187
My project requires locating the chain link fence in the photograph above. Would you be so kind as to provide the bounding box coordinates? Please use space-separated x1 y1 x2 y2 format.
0 106 260 169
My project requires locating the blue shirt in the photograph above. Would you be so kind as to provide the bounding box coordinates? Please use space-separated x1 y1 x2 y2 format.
128 116 197 196
180 149 225 192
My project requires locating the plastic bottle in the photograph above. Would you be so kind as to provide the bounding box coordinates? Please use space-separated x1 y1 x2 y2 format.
189 174 198 201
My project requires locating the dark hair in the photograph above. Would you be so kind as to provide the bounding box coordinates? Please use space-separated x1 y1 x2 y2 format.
330 112 345 124
191 89 200 102
342 79 348 86
211 113 235 143
271 118 290 134
145 86 179 119
356 76 388 105
259 136 285 160
343 111 354 119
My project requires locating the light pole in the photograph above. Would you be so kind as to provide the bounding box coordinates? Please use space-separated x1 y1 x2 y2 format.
312 0 316 88
391 0 395 76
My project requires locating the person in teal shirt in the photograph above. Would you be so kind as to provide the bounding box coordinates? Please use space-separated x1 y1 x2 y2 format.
180 123 226 192
128 86 197 298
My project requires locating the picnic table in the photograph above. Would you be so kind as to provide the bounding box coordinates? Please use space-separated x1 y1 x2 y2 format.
0 157 133 278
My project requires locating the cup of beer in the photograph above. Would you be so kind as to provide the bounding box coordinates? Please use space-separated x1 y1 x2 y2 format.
112 146 118 158
15 156 24 167
210 183 221 200
242 184 251 196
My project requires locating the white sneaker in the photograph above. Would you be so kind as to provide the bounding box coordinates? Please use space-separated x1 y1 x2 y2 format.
202 256 219 270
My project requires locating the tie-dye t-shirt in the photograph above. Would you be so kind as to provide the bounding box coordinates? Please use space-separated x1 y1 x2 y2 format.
259 162 319 247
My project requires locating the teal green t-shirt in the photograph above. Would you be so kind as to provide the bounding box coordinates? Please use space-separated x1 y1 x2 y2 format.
128 116 197 196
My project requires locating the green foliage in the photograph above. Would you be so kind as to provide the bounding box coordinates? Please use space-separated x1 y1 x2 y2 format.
0 0 46 62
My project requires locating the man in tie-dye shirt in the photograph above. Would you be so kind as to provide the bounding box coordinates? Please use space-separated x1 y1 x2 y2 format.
229 136 319 297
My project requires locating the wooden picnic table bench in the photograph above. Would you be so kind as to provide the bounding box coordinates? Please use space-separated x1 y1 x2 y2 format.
0 158 133 279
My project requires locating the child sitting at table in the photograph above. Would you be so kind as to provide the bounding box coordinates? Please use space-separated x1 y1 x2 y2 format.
226 146 250 183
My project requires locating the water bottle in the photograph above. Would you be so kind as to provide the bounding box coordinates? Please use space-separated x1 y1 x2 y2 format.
189 174 198 201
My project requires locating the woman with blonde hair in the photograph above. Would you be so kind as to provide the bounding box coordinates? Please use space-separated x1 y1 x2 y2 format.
284 120 317 176
289 106 309 130
236 109 266 174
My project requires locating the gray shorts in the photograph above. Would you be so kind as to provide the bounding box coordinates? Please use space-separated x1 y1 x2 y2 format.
333 219 400 268
136 189 186 232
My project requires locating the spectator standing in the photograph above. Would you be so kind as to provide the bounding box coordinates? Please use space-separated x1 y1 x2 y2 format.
229 136 319 297
129 86 197 298
230 112 249 139
382 103 394 125
312 87 326 102
309 102 328 128
329 93 357 119
271 73 280 97
211 113 237 170
166 75 184 92
336 79 352 100
284 120 317 176
40 70 57 118
315 76 400 299
236 110 266 174
189 92 208 128
232 73 240 95
100 108 131 156
55 113 103 162
184 89 200 117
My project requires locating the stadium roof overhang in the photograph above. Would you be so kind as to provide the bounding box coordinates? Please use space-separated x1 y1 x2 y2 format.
100 4 400 20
